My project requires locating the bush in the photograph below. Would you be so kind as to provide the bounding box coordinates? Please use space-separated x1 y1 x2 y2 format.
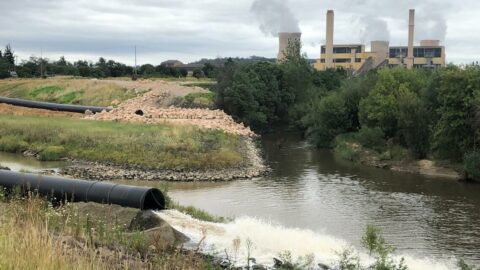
334 135 360 162
39 146 66 161
0 136 29 153
464 151 480 180
184 92 215 109
170 92 216 109
305 93 351 148
355 127 385 151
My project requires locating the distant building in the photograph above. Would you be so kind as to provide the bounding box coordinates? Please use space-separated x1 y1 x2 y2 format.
9 71 18 78
314 9 446 73
160 60 184 68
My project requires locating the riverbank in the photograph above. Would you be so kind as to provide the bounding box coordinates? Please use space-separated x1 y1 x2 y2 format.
335 139 461 179
0 114 266 181
0 195 221 269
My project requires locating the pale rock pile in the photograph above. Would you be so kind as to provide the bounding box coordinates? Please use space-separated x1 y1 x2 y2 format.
85 90 256 137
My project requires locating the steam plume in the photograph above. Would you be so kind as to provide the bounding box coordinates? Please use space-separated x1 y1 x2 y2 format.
358 16 390 42
251 0 300 36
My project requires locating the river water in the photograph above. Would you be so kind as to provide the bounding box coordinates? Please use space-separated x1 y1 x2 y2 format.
1 134 479 268
161 133 480 268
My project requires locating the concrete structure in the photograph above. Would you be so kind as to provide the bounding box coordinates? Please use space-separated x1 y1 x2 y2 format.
325 10 335 69
277 32 302 61
161 60 184 68
405 9 415 69
314 9 446 72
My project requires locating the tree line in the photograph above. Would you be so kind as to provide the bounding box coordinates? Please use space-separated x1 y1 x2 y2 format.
0 44 216 79
214 42 480 181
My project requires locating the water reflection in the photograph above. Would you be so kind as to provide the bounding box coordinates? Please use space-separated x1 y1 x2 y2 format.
2 132 478 264
0 152 65 172
162 132 480 263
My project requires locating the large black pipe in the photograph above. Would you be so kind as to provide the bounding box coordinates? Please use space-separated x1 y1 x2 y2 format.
0 97 111 113
0 170 165 210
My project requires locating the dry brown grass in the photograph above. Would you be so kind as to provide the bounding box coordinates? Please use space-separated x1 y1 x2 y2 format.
0 77 137 107
0 198 111 270
0 196 216 270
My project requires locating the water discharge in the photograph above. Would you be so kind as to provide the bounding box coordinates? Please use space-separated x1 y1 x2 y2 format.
2 133 480 269
157 209 457 269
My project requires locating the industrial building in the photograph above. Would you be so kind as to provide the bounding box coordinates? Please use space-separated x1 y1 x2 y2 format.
277 32 302 62
313 9 446 72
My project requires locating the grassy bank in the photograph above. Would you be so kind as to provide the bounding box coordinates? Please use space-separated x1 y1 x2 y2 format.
0 194 217 269
0 77 137 106
0 115 243 170
333 129 461 178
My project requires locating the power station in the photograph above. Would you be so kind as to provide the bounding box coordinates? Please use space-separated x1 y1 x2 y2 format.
277 9 446 72
313 9 446 72
277 32 302 61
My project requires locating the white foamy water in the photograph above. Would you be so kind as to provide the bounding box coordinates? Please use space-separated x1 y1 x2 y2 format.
157 210 458 270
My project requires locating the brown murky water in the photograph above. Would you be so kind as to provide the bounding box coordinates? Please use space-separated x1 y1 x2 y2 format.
2 133 479 265
158 133 480 264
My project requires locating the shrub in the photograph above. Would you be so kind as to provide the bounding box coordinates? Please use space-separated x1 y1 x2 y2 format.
334 136 360 162
170 92 216 109
355 127 385 151
0 136 29 153
39 146 66 161
184 92 215 109
464 151 480 180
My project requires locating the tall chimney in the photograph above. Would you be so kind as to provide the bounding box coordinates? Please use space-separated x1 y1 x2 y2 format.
325 10 334 69
406 9 415 69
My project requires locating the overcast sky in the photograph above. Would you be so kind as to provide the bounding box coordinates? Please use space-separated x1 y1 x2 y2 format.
1 0 479 65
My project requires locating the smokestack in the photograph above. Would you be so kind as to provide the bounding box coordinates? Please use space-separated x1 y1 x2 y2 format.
406 9 415 69
325 10 334 69
277 32 301 61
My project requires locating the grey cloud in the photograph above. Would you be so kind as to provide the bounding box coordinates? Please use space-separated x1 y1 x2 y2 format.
0 0 479 64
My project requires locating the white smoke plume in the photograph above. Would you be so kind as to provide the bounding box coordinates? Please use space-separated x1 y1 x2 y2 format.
250 0 300 36
357 16 390 42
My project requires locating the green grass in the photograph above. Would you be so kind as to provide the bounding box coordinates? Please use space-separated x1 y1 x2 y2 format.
0 115 243 169
182 82 216 91
0 77 137 106
0 194 219 269
172 92 216 109
159 186 226 223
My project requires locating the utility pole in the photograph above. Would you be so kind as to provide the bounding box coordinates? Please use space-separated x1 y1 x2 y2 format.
40 48 44 78
132 45 137 80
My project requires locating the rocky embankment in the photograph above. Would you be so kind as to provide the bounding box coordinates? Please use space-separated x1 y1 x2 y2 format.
356 147 460 179
66 87 266 181
85 89 255 137
62 137 267 181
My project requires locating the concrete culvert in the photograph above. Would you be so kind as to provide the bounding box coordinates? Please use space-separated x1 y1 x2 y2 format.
135 109 144 116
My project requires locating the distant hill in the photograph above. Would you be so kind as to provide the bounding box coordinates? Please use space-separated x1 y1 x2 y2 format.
189 56 317 66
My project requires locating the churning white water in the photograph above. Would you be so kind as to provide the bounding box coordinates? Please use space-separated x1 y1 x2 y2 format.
156 210 458 270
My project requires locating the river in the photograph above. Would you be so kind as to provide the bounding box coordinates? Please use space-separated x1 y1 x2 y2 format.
1 133 479 268
161 133 480 268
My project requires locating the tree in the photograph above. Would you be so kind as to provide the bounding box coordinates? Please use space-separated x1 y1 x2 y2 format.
3 44 14 65
396 86 430 158
304 92 351 147
0 58 10 79
75 60 91 77
202 62 216 78
139 64 155 76
192 68 203 79
179 68 188 77
432 66 479 160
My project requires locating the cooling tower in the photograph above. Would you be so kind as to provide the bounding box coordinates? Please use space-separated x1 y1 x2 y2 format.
371 40 390 66
420 40 440 47
277 32 302 61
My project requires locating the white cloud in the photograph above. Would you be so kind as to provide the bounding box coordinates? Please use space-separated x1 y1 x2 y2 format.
1 0 479 64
